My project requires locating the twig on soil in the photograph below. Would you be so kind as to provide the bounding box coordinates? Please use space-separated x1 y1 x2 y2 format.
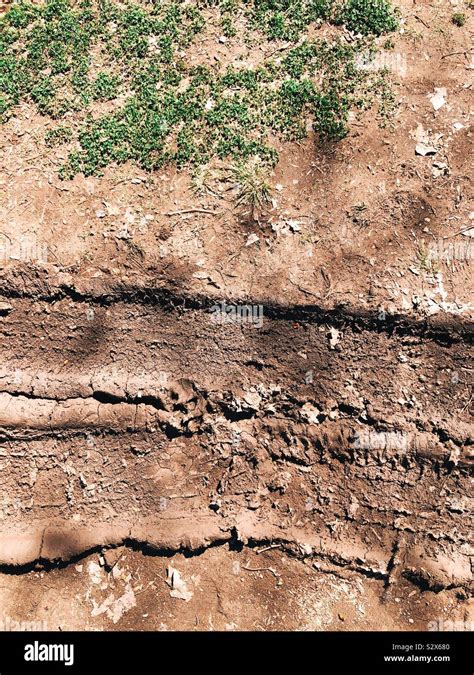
442 226 473 239
242 564 280 579
265 41 293 59
321 266 333 299
109 178 137 189
165 208 217 216
50 183 71 192
168 493 199 499
413 14 430 29
133 581 156 596
256 543 282 554
441 50 472 59
461 390 472 413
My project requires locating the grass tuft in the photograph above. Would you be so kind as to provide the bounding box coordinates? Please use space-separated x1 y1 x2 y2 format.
229 159 273 210
451 13 466 27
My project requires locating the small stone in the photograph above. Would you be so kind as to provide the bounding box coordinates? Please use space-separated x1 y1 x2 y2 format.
103 547 124 571
328 326 341 349
429 88 447 111
287 219 301 232
432 161 449 178
247 496 261 510
246 233 260 246
415 143 437 156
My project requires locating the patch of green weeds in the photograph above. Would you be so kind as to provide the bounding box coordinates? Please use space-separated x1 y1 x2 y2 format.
221 15 237 36
335 0 398 36
45 125 73 146
1 0 399 178
91 72 119 100
451 13 466 26
249 0 334 41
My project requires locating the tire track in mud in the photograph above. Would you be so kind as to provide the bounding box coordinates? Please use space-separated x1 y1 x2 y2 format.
0 285 472 594
0 266 473 343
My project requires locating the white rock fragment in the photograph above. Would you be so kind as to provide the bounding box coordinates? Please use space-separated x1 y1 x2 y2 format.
166 566 193 602
246 233 260 246
91 584 137 623
300 402 321 424
416 143 437 157
243 390 262 410
328 326 341 349
87 561 103 585
429 88 447 111
432 161 449 178
287 219 301 232
105 202 120 216
109 585 137 623
413 124 442 156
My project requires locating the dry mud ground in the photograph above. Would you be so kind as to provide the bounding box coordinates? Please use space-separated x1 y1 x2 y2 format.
0 0 473 631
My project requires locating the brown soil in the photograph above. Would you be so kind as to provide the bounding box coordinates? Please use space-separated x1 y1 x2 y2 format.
0 0 472 631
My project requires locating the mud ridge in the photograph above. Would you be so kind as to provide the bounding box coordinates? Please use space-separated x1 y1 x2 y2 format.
0 387 472 470
0 522 470 594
